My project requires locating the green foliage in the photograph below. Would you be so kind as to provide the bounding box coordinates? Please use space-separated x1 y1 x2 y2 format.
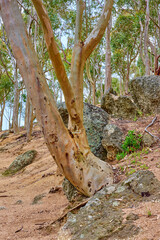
122 131 142 152
112 77 120 94
147 210 152 217
116 130 142 160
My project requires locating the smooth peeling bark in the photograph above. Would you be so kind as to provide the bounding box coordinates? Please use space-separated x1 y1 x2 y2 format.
31 0 83 129
0 0 113 196
83 0 114 60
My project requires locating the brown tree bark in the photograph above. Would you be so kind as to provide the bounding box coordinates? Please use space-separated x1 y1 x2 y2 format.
0 0 113 196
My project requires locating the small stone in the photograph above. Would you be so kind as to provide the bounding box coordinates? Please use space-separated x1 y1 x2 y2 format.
112 201 120 207
15 200 23 205
32 193 45 205
142 133 155 147
126 213 139 221
49 186 61 193
0 206 6 210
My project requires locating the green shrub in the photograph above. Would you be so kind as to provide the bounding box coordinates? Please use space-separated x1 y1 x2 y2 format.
116 130 142 160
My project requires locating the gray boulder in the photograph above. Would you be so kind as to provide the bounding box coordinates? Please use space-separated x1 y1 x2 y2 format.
58 103 109 160
129 75 160 114
58 170 160 240
101 124 123 161
2 150 37 175
101 89 139 119
142 132 155 147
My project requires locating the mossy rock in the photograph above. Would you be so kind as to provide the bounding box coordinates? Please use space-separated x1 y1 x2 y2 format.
58 170 160 240
0 132 9 140
2 150 37 176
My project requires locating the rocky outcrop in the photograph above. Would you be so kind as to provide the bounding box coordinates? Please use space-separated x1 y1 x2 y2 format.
58 170 160 240
101 88 139 119
101 124 123 161
2 150 37 175
129 75 160 114
58 103 109 160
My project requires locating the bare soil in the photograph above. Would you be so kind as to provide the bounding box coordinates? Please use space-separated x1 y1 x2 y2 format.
0 115 160 240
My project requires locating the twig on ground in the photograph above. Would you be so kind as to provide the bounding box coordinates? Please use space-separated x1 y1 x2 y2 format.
145 116 160 140
51 198 91 225
15 226 23 233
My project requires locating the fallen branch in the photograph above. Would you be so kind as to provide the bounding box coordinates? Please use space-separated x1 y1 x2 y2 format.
145 116 160 140
51 198 91 225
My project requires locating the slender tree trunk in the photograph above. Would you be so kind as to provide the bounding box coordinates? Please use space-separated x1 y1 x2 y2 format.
144 0 150 75
158 8 160 49
105 15 112 92
120 78 123 95
86 59 96 105
125 52 130 94
12 63 20 133
26 13 37 140
26 97 34 142
139 20 145 64
0 101 5 131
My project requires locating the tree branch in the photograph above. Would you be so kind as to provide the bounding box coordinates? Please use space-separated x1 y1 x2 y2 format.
59 42 71 66
145 116 160 140
0 52 14 84
31 0 82 125
149 16 160 30
16 0 39 25
83 0 113 60
75 0 85 44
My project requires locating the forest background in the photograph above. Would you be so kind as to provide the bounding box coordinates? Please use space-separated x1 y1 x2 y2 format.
0 0 160 133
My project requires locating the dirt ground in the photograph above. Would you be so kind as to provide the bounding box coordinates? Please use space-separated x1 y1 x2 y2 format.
0 115 160 240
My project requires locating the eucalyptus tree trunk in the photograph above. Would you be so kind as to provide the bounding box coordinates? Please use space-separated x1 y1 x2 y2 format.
0 100 5 131
125 52 130 94
26 12 38 141
25 95 34 142
12 63 20 133
86 59 96 105
1 0 114 196
144 0 150 75
105 15 112 92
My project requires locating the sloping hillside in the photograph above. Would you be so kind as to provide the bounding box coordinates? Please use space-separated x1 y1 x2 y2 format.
0 115 160 240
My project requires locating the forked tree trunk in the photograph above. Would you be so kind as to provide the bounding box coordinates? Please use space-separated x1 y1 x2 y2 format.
1 0 113 196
